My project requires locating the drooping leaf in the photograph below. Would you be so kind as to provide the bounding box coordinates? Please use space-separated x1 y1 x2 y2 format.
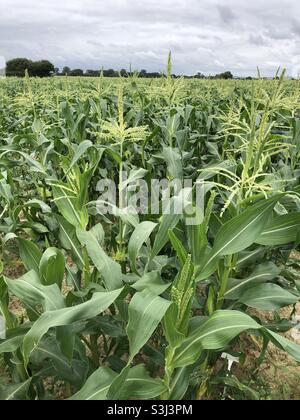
128 221 157 274
0 379 32 400
132 271 170 295
174 309 300 368
121 168 148 190
197 197 280 280
256 213 300 246
69 140 94 170
4 234 42 274
239 283 298 311
76 228 123 291
57 215 84 268
22 288 123 365
118 365 166 400
51 181 88 229
70 364 165 400
161 146 183 180
39 247 65 288
127 290 171 360
225 262 281 300
173 311 261 368
5 270 65 312
266 329 300 362
32 336 87 386
0 336 24 354
213 197 279 256
151 188 192 259
69 367 116 400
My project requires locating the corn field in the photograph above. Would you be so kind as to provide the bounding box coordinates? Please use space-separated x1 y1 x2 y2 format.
0 65 300 400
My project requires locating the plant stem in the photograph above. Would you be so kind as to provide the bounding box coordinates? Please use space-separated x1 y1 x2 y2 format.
217 256 233 309
118 140 125 253
161 346 175 400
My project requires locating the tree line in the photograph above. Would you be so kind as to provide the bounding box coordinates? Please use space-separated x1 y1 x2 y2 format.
5 57 234 79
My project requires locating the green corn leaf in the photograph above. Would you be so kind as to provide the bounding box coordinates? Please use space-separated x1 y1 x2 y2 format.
76 228 123 291
57 215 85 268
90 223 105 246
256 212 300 245
161 146 183 180
4 234 42 274
51 181 88 229
121 168 148 190
266 329 300 362
174 309 300 368
213 197 279 256
163 303 185 349
186 205 205 264
32 337 87 386
0 335 24 354
197 197 280 279
173 310 262 368
18 238 42 274
168 229 188 266
151 214 182 260
22 288 123 365
238 283 299 311
69 140 94 170
236 247 266 269
56 325 75 362
39 247 65 288
5 270 65 312
118 364 166 400
168 365 195 400
0 378 32 400
128 221 157 274
127 290 171 360
106 364 131 400
70 364 165 400
69 367 117 400
151 188 192 259
225 262 281 300
132 271 170 295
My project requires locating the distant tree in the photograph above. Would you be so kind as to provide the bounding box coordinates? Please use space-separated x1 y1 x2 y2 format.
147 72 160 78
140 69 147 77
86 69 100 77
120 69 127 77
215 71 233 79
6 58 32 77
70 69 84 76
104 69 116 77
29 60 55 77
195 72 205 79
62 66 71 76
54 67 60 75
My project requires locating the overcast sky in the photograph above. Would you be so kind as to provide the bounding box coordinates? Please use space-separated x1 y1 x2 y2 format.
0 0 299 76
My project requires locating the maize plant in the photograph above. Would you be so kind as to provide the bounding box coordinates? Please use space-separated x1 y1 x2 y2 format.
0 61 300 400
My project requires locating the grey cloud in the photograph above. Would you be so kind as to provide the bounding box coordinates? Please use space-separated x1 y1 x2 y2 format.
291 19 300 37
217 5 236 23
0 0 299 76
248 34 269 46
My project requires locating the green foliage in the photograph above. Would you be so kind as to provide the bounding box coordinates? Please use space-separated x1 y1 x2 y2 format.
0 62 300 400
6 58 55 77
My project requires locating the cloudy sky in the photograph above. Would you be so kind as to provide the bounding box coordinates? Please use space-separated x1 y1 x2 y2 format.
0 0 299 76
